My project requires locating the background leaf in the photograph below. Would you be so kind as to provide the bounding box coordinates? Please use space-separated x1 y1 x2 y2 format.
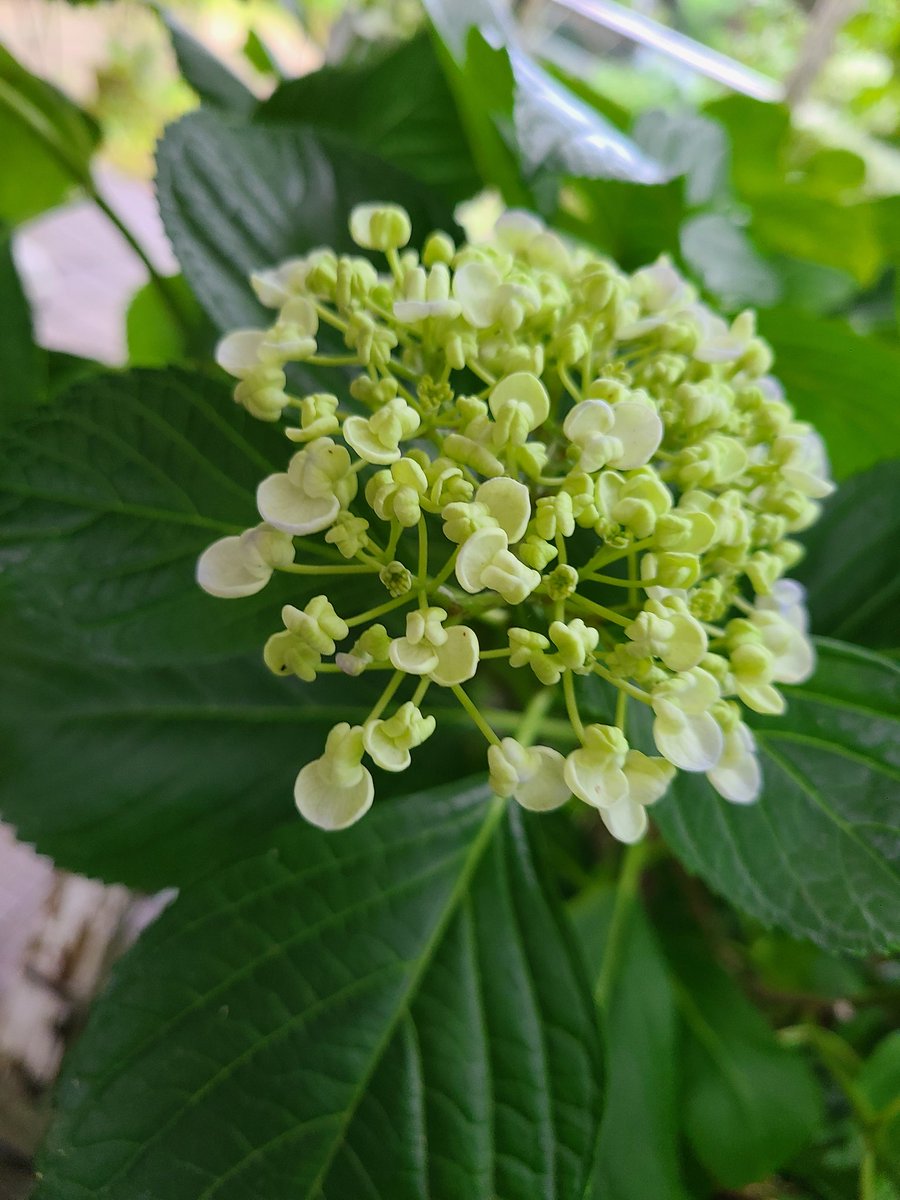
653 640 900 955
125 273 208 366
762 308 900 479
257 33 481 204
572 886 690 1200
656 918 823 1188
156 109 459 334
795 460 900 650
159 9 256 115
0 222 45 420
0 42 99 223
37 789 603 1200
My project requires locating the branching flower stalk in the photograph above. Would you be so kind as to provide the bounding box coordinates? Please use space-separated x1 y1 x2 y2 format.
197 203 833 841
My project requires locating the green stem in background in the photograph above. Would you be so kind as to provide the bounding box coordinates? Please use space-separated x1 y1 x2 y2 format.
594 840 649 1009
278 562 378 576
0 75 193 339
514 687 555 749
451 684 501 747
569 595 632 628
563 671 585 741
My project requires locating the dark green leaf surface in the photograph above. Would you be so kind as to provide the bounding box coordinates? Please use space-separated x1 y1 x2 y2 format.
0 222 44 420
658 921 822 1188
0 368 360 666
257 33 481 204
160 11 256 115
795 460 900 650
572 887 689 1200
654 640 900 955
858 1033 900 1176
37 788 603 1200
125 274 208 366
0 43 98 223
762 309 900 479
156 110 458 333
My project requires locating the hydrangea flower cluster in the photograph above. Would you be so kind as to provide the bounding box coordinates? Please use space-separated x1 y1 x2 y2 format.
197 203 832 842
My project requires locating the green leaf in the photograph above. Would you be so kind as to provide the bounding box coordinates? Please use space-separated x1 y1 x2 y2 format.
0 42 99 223
0 368 476 888
242 29 280 79
858 1033 900 1176
572 886 690 1200
160 10 256 115
657 919 822 1188
257 33 481 205
125 273 207 366
751 193 881 287
0 222 45 419
559 177 684 271
37 789 603 1199
795 460 900 650
680 212 782 309
654 640 900 955
156 109 459 334
761 308 900 479
0 368 350 666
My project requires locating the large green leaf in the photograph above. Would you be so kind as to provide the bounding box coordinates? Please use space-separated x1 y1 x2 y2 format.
680 212 782 309
654 640 900 955
795 460 900 650
257 33 481 204
762 309 900 479
37 787 603 1199
572 886 689 1200
125 273 209 366
656 918 822 1188
0 222 45 420
0 368 366 666
160 10 256 115
156 110 459 334
0 42 98 223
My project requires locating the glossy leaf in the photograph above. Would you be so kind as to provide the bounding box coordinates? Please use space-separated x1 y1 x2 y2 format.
160 10 256 115
632 108 729 208
654 640 900 955
795 460 900 650
657 919 823 1188
0 368 371 666
0 42 98 223
37 788 603 1200
762 308 900 479
156 110 458 333
0 222 44 420
257 33 481 204
572 887 689 1200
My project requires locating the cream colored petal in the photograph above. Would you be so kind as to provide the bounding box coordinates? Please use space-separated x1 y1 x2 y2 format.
343 416 401 464
453 260 501 327
215 330 265 377
514 747 571 812
256 473 340 535
563 399 614 443
489 372 550 427
600 798 648 844
430 626 479 687
653 705 724 772
363 722 412 773
707 725 761 804
623 750 675 807
564 749 629 809
389 638 440 676
455 526 508 593
294 760 374 830
607 401 664 469
659 613 707 672
477 478 531 543
196 535 271 598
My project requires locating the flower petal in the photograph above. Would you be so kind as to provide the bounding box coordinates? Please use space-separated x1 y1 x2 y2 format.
514 745 571 812
455 526 508 593
215 329 265 377
430 626 479 687
653 705 724 772
294 760 374 830
257 473 340 535
608 401 664 469
707 725 761 804
600 798 648 844
196 535 271 598
477 477 531 543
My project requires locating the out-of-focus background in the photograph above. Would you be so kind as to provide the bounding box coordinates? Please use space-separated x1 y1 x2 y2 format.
0 1 897 1195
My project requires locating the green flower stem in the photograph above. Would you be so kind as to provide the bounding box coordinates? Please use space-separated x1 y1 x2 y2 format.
450 685 502 747
412 677 431 706
429 547 459 590
563 671 585 741
481 709 576 742
581 537 654 575
278 562 378 575
307 354 360 367
627 548 639 608
568 594 632 628
368 670 406 722
417 519 429 585
615 687 628 731
345 592 414 629
479 647 512 660
593 663 653 706
583 572 648 589
515 686 556 748
594 840 649 1009
559 363 582 402
313 302 349 333
385 247 404 285
386 520 402 560
467 358 496 386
